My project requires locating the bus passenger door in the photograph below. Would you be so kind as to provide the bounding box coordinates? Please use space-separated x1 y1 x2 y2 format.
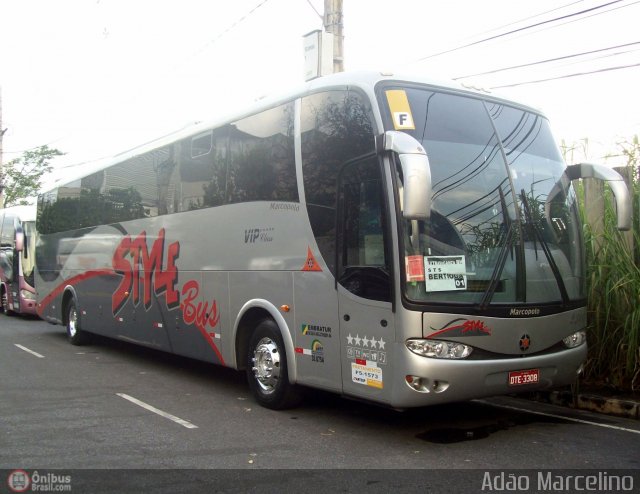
337 156 395 402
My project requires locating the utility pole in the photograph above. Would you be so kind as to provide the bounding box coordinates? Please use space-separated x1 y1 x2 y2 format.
324 0 344 73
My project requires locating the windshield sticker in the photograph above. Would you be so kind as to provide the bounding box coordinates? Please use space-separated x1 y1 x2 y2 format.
385 90 416 130
405 255 425 282
424 255 467 292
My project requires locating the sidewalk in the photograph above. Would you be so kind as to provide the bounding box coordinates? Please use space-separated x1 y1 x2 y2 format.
528 387 640 420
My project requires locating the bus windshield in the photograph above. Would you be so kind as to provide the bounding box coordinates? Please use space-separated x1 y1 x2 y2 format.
22 221 37 287
382 86 585 307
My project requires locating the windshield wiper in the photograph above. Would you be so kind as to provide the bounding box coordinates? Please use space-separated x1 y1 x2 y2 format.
519 189 569 305
478 187 514 310
478 223 514 310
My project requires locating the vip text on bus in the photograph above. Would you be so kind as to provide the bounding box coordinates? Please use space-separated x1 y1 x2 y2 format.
35 71 631 409
1 205 38 316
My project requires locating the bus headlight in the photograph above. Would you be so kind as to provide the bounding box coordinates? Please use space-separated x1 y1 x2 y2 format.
20 290 36 301
406 339 472 359
562 330 586 349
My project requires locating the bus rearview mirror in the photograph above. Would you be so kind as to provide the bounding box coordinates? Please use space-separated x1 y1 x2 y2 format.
565 162 632 231
379 131 432 220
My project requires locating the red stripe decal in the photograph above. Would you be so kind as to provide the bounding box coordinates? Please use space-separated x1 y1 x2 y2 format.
36 269 115 317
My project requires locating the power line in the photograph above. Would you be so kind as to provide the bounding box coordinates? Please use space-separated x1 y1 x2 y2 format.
524 0 640 42
462 1 585 40
191 0 274 57
454 41 640 79
413 0 626 63
557 44 640 68
305 0 323 19
489 62 640 89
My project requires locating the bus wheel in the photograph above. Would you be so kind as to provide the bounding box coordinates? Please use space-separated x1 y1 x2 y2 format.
246 319 301 409
1 288 14 316
66 299 90 346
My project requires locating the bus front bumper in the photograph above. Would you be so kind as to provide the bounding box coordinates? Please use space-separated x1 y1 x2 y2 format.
388 343 587 408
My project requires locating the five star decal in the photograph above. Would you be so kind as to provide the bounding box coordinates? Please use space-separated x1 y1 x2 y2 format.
346 333 386 350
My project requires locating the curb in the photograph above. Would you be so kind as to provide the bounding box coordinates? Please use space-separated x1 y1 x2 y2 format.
530 390 640 420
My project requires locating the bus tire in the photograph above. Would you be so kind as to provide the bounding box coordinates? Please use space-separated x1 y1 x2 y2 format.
66 299 90 346
246 319 301 410
1 287 14 316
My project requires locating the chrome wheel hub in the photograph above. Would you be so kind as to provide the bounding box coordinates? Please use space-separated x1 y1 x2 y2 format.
68 308 78 337
251 337 281 394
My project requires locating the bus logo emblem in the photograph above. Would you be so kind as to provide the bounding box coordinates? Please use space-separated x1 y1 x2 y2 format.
519 334 531 351
301 247 322 272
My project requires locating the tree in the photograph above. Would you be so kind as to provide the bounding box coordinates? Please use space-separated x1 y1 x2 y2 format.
1 145 63 207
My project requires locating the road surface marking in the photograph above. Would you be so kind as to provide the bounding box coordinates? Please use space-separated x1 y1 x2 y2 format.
14 344 45 358
478 400 640 435
116 393 198 429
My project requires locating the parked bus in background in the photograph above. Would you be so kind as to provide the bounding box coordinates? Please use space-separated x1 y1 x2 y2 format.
0 205 38 316
34 71 631 409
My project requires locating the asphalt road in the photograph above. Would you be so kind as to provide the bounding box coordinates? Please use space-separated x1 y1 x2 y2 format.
1 315 639 492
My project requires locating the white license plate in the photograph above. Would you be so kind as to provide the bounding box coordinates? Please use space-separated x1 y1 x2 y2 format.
508 369 540 386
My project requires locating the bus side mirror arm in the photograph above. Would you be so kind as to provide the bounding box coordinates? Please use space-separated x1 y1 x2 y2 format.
566 162 632 231
377 131 432 220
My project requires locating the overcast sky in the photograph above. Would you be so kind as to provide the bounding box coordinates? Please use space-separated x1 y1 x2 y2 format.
2 0 639 181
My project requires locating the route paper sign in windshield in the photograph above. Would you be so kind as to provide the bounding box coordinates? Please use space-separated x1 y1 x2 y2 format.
425 255 467 292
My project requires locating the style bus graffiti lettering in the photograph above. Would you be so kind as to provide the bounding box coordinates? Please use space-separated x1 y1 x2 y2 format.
181 280 221 333
111 229 220 333
112 229 180 314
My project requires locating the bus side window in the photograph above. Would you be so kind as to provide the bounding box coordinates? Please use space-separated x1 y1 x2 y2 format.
180 128 228 211
301 90 376 276
227 102 297 204
337 157 391 302
0 213 12 247
0 213 16 282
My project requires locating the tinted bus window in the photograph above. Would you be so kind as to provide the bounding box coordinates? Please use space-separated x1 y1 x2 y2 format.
227 102 297 204
1 213 15 246
0 213 16 282
180 127 229 211
301 90 375 275
105 150 162 219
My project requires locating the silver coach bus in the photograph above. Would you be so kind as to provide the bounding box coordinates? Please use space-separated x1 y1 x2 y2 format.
35 71 631 409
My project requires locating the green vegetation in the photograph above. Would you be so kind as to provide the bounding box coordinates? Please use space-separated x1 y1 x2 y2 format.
1 145 62 207
583 216 640 392
574 136 640 393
